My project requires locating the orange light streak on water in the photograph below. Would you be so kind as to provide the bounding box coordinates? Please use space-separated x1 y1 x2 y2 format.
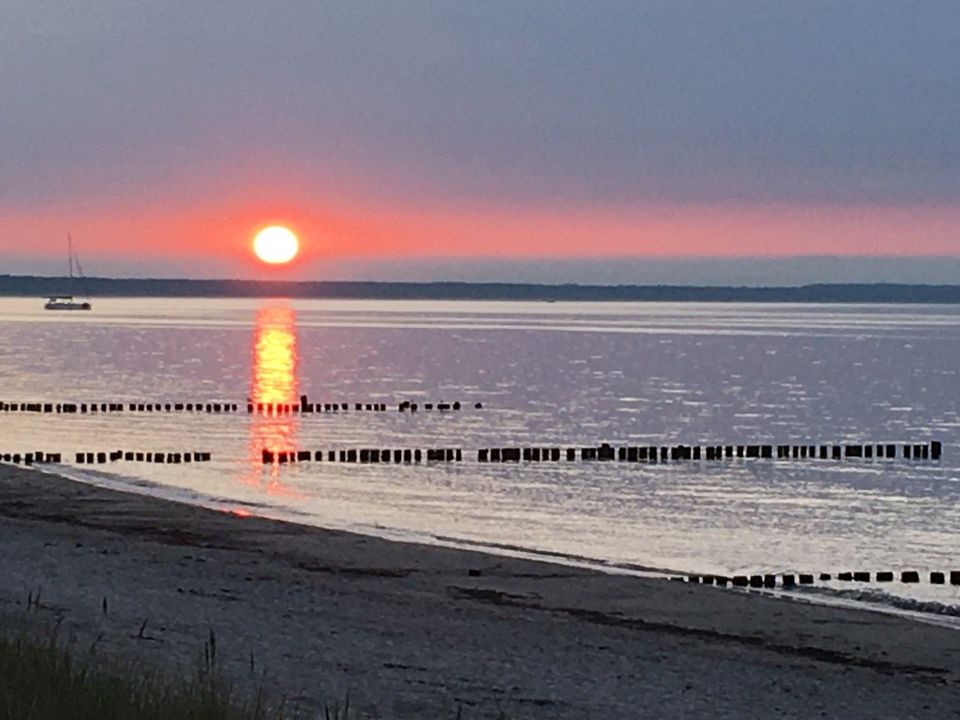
247 303 300 494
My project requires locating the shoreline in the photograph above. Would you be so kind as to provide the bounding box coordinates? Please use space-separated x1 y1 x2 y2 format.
4 278 960 304
2 464 959 718
48 463 960 631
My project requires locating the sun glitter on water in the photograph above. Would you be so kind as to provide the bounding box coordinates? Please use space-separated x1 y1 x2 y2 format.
253 226 299 265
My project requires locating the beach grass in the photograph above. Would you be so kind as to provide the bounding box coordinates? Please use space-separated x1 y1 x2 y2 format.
0 632 277 720
0 629 490 720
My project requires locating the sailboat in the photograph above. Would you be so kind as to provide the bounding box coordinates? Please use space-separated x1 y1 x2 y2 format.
44 234 92 311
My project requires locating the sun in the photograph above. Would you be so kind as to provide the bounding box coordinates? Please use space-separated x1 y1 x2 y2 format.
253 226 299 265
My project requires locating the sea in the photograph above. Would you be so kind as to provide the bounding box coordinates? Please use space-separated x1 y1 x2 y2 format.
1 297 958 621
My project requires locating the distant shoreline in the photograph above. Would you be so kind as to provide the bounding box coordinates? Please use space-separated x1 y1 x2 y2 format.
2 274 960 303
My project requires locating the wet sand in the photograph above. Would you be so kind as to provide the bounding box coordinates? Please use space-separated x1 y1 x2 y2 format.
1 463 958 718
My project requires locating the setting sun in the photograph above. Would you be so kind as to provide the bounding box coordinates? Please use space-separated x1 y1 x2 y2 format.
253 226 299 265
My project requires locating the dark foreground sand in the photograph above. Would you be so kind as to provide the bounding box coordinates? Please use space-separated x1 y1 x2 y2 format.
1 464 958 719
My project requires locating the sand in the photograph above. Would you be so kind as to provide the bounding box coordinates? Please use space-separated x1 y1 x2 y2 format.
1 463 958 719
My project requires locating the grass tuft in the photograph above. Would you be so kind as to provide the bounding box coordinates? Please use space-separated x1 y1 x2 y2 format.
0 633 276 720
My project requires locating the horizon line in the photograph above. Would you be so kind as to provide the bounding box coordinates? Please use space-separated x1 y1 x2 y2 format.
3 273 960 290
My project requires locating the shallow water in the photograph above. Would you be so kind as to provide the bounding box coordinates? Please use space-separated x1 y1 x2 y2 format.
1 297 958 614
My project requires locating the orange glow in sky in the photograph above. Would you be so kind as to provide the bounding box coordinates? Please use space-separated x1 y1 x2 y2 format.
2 199 959 277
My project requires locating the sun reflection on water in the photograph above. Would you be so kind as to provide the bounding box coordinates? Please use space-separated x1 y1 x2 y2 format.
247 304 300 494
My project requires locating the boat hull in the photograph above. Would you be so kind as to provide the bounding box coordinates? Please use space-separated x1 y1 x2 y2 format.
44 302 91 311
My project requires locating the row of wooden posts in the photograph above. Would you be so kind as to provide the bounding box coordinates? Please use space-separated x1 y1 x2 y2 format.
477 441 943 463
680 570 960 587
250 398 479 414
1 452 63 465
2 442 943 468
75 451 212 464
262 448 462 464
0 397 479 415
261 440 942 465
1 402 240 414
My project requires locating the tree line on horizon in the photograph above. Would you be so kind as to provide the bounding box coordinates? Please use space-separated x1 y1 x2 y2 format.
0 274 958 303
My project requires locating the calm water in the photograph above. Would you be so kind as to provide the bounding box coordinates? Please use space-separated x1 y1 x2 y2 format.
1 297 959 615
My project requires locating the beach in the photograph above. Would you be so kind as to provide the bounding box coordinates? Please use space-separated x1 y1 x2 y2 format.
0 464 957 718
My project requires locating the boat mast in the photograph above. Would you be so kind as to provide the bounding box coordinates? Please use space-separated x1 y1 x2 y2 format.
67 233 74 279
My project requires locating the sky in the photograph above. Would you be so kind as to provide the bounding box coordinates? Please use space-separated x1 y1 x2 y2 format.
1 1 959 284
